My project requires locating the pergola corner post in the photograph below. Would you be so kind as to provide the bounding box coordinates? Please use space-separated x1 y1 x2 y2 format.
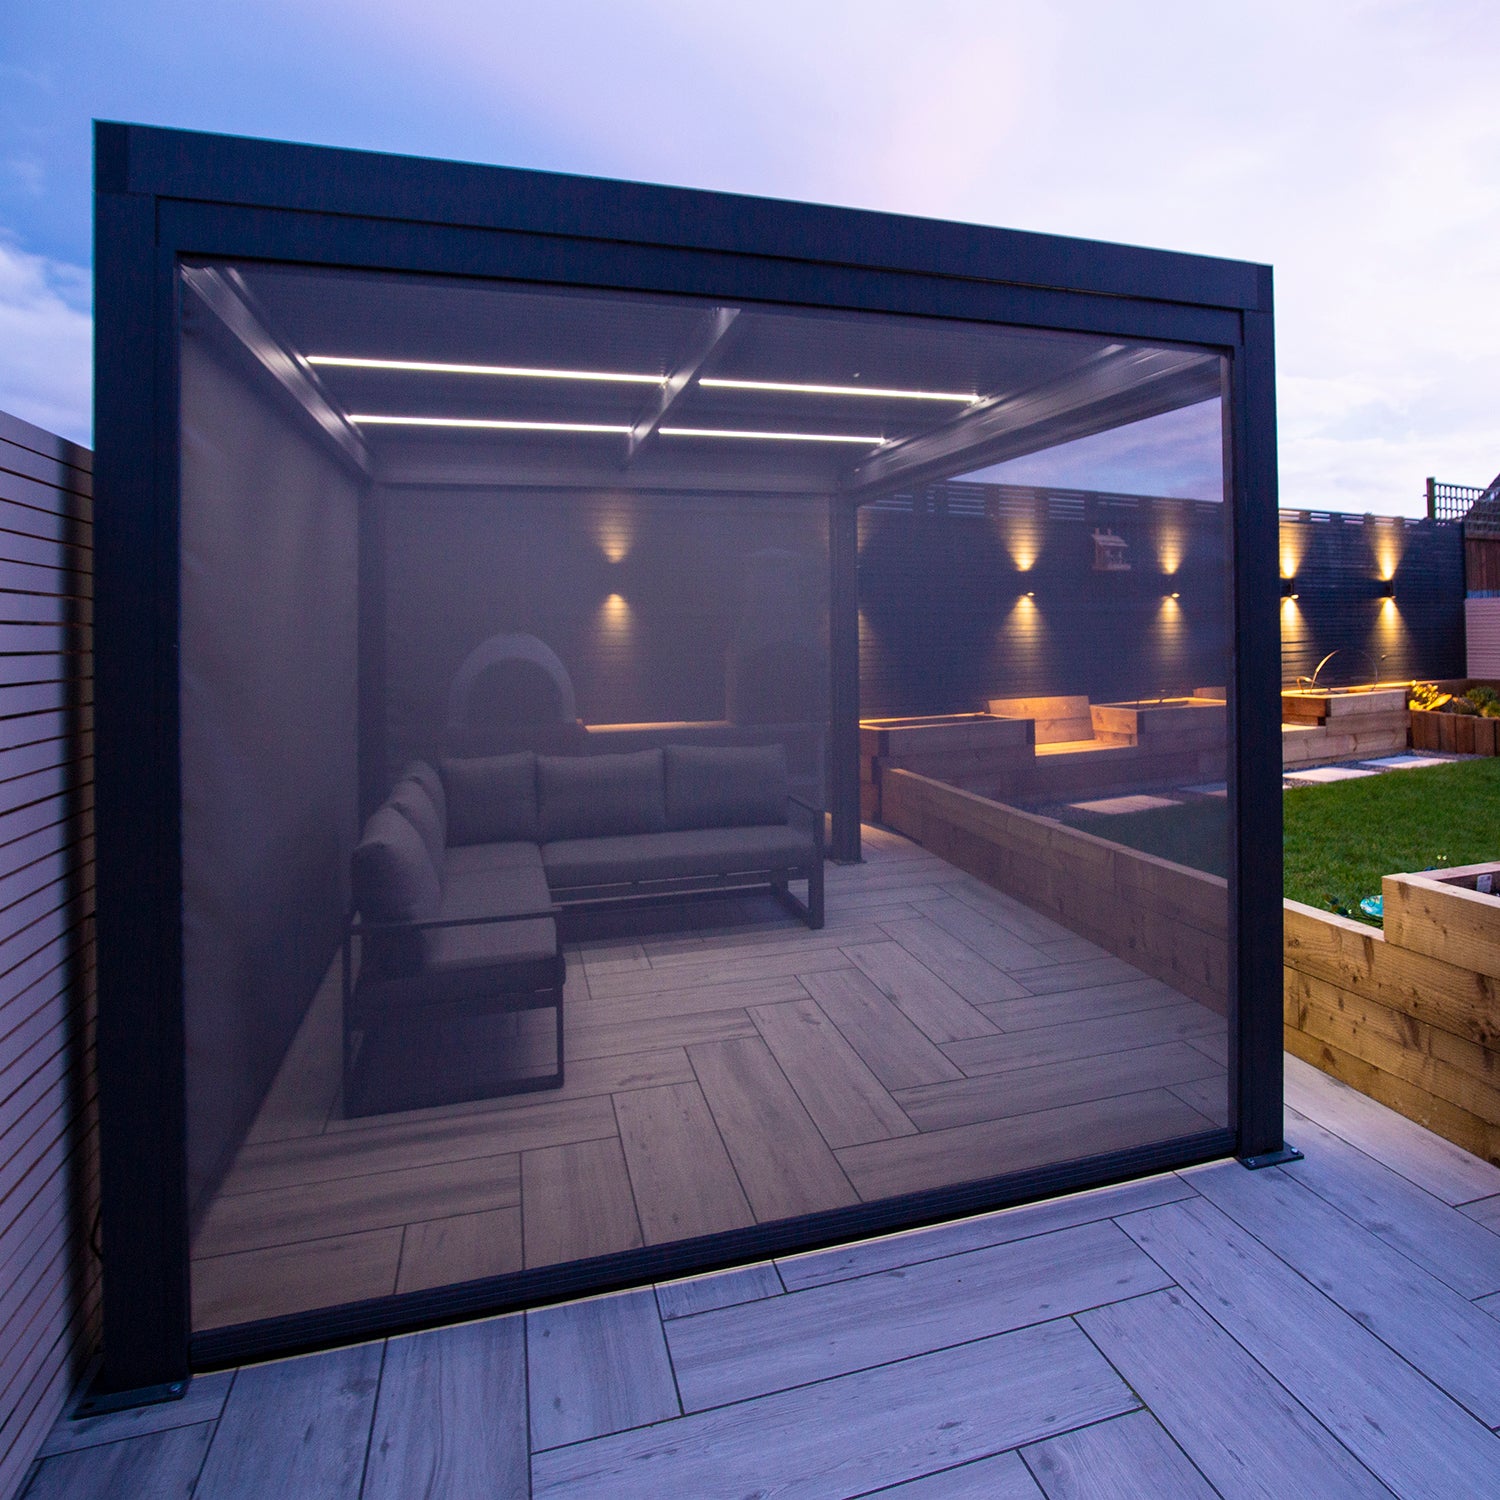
829 495 862 863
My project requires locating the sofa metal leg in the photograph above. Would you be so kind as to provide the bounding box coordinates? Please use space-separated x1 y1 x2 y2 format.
772 867 824 930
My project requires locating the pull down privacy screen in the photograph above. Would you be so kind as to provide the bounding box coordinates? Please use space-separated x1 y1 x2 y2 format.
178 261 1231 1332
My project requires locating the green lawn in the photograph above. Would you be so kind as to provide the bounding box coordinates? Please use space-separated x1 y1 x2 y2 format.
1053 757 1500 926
1283 757 1500 920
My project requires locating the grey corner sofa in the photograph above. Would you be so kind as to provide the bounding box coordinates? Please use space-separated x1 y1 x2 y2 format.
344 743 824 1115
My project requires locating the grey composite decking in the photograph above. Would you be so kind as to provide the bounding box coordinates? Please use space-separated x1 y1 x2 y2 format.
24 1052 1500 1498
188 826 1230 1329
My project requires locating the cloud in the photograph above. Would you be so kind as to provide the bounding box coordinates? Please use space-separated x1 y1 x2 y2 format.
287 0 1500 515
965 402 1225 503
6 0 1500 499
0 238 91 445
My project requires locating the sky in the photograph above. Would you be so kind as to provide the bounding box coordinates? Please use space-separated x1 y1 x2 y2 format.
3 0 1498 514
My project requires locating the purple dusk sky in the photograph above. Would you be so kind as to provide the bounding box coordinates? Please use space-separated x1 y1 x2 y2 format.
2 1 1497 513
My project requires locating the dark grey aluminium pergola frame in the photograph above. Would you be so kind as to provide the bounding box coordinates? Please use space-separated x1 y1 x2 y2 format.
92 120 1287 1401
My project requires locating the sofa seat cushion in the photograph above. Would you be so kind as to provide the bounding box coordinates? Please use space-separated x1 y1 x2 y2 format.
440 850 552 924
358 916 562 1014
427 916 558 971
442 840 547 882
542 824 814 890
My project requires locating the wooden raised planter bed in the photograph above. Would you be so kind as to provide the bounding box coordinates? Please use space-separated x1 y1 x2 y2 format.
1089 697 1226 749
1410 708 1500 756
1280 686 1409 768
1284 863 1500 1166
858 714 1033 819
880 767 1229 1017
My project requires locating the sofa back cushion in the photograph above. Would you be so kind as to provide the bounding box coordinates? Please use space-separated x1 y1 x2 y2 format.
402 760 447 835
387 777 445 870
352 806 441 922
537 749 666 842
664 743 789 830
352 806 441 978
441 752 539 845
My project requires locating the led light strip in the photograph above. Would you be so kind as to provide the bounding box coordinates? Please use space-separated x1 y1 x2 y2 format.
660 427 884 444
309 357 976 406
699 377 976 403
348 415 632 434
309 355 664 385
348 415 885 444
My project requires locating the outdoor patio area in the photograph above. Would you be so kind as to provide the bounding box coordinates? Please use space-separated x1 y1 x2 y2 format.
29 1050 1500 1497
190 825 1228 1329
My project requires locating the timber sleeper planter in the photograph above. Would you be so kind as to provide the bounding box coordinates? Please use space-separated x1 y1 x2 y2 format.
1410 707 1500 756
1284 869 1500 1166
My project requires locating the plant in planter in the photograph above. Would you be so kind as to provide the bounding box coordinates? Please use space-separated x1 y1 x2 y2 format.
1409 682 1500 754
1467 685 1500 718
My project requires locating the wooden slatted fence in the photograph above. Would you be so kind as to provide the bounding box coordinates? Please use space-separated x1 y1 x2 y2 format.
0 409 98 1499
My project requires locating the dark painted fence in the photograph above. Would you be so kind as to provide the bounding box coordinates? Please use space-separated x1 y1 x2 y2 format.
858 484 1228 717
857 485 1465 719
1278 510 1464 686
0 410 98 1497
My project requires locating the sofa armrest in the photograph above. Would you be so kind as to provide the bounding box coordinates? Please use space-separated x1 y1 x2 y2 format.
344 904 561 1005
786 796 826 858
350 906 559 939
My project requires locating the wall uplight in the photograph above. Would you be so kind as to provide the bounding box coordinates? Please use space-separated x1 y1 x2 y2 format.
1281 578 1298 600
1382 578 1396 598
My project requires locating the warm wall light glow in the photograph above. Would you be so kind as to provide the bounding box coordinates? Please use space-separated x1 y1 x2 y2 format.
659 427 884 444
1002 517 1041 573
1158 525 1184 576
309 355 664 385
1001 593 1041 633
597 518 633 565
348 415 632 434
599 592 632 630
698 377 976 403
